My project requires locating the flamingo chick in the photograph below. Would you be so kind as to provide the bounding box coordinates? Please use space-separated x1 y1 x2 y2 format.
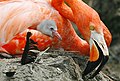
37 20 62 41
2 20 62 54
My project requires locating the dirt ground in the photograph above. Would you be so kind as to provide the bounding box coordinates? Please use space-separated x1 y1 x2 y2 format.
0 49 120 81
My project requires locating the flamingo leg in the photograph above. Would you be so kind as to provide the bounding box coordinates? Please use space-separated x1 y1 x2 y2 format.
21 32 39 65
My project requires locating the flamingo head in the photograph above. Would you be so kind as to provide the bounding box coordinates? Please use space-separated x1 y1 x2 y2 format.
37 20 62 40
82 23 111 78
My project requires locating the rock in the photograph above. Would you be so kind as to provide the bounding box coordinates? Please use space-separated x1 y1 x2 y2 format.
0 51 118 81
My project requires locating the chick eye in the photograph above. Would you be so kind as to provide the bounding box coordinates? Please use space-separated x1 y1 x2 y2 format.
50 28 54 30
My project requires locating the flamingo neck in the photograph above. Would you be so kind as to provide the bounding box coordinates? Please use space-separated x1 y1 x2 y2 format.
63 35 90 55
59 19 89 55
51 0 75 22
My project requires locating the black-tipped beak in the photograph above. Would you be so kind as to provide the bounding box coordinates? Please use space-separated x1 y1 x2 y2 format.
82 31 109 79
52 30 62 41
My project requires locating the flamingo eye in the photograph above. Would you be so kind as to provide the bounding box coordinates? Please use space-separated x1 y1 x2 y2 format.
90 25 95 31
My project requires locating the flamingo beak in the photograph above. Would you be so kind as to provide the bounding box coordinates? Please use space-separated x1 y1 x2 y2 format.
52 30 62 41
82 30 109 79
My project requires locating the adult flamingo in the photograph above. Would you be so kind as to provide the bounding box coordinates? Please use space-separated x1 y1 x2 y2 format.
0 0 112 78
52 0 112 78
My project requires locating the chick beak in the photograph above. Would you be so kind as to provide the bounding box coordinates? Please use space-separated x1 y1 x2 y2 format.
52 30 62 41
82 31 109 79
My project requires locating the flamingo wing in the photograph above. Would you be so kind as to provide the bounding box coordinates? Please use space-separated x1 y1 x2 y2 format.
0 0 54 44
